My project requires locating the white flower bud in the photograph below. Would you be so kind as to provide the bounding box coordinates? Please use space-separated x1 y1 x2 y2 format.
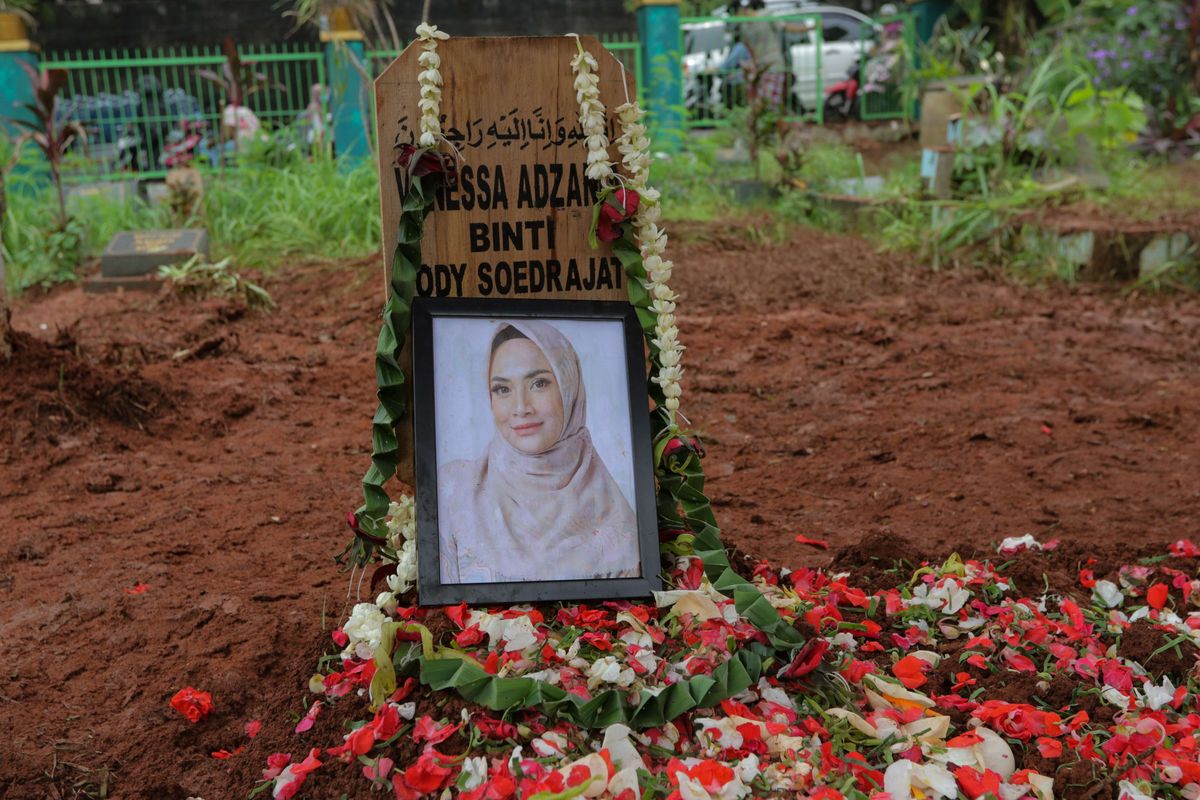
415 22 448 41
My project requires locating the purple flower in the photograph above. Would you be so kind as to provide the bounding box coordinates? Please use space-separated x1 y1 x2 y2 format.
1126 5 1137 15
1120 60 1131 70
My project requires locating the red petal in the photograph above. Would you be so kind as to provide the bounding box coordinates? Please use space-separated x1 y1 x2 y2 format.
794 534 830 550
892 655 929 689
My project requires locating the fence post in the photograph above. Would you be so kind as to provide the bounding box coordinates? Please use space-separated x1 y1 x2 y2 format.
909 0 952 44
634 0 683 152
322 17 370 164
0 15 37 136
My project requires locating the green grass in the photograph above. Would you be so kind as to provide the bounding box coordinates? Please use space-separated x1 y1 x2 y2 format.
202 156 381 268
1100 155 1200 218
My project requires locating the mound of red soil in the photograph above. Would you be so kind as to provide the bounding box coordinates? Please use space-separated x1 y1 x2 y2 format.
0 328 170 439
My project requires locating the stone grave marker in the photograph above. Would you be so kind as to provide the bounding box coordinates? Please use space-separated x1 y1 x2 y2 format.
86 228 210 294
374 35 635 481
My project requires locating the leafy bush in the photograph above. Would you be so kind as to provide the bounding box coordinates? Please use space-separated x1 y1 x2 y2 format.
1074 1 1192 115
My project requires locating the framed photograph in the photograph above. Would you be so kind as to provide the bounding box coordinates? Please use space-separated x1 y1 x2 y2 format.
411 298 662 605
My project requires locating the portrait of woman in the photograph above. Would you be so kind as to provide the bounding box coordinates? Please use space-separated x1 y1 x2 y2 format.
435 319 641 584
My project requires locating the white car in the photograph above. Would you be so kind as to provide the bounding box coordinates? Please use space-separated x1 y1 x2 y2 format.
682 3 877 118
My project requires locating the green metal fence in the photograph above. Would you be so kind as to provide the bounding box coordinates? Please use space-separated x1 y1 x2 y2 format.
857 13 917 121
28 18 927 187
41 44 326 181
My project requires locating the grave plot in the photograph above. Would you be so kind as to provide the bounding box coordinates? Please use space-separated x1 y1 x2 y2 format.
2 24 1199 800
221 28 1199 800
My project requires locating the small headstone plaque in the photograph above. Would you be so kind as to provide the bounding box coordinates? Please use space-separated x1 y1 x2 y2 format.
67 180 138 210
100 228 209 278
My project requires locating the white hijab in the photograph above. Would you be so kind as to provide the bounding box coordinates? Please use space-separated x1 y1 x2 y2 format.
438 320 640 584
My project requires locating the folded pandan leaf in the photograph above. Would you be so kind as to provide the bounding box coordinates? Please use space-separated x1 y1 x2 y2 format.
419 648 767 729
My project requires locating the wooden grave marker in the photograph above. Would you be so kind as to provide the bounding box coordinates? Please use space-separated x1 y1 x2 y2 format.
374 36 637 482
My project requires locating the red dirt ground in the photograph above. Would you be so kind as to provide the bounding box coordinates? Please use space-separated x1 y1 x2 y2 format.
1 228 1197 798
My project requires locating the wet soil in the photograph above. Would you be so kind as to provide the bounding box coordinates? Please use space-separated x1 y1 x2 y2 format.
1 227 1198 797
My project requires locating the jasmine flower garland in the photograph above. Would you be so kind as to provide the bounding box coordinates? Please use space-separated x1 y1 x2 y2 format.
414 22 449 147
382 496 418 600
569 36 614 184
569 37 685 419
614 100 684 420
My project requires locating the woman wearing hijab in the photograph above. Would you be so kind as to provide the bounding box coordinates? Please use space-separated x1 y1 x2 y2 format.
438 320 640 584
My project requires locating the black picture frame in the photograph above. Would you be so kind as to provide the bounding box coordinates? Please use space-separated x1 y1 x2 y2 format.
411 297 663 605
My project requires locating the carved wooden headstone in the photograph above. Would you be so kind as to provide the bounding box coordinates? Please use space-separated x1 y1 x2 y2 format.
374 36 636 481
374 36 633 302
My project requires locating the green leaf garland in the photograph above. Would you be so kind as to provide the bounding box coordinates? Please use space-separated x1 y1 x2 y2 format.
341 173 438 567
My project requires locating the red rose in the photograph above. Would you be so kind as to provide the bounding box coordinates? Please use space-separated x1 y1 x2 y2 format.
780 638 829 680
662 437 686 459
394 144 454 178
595 189 640 242
596 213 621 243
600 188 640 223
170 687 214 723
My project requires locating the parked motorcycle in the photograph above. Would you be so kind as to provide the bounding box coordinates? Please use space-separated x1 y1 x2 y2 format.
822 42 903 123
823 56 861 122
160 118 210 169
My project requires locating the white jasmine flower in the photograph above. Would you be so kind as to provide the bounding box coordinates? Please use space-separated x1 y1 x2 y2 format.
909 578 970 614
569 41 612 185
883 759 958 799
1139 676 1176 710
388 541 418 595
471 612 539 653
696 717 745 751
1118 779 1159 800
415 22 448 40
460 756 488 790
414 23 448 146
375 590 397 614
531 730 569 757
343 602 387 653
1094 580 1125 608
998 534 1043 554
602 723 648 772
587 656 635 689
